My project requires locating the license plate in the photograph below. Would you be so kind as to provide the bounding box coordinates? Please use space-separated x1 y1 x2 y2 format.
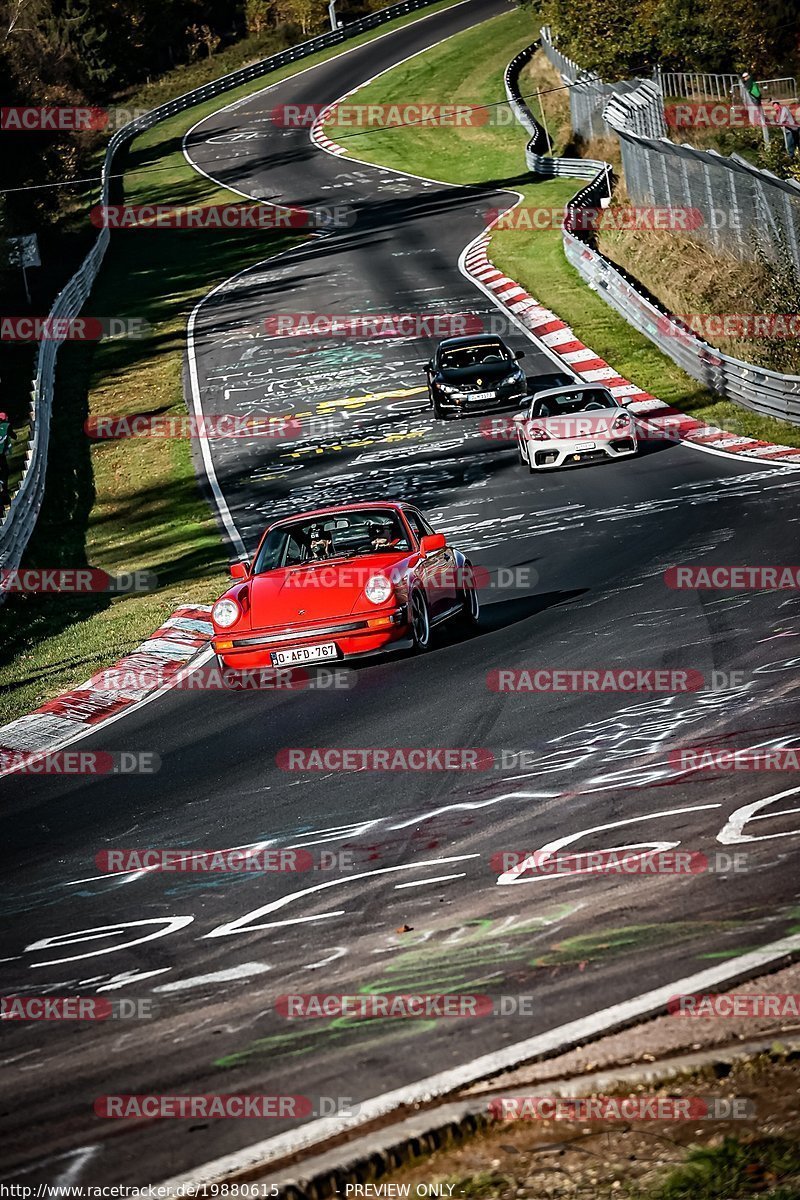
271 642 338 666
575 441 595 450
468 391 495 401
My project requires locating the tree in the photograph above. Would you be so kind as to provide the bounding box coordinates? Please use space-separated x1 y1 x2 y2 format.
539 0 656 78
187 21 221 58
276 0 321 37
245 0 274 35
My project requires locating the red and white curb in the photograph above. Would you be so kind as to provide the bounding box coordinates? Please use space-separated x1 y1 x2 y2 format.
0 605 213 774
463 232 800 464
310 102 349 156
311 93 800 466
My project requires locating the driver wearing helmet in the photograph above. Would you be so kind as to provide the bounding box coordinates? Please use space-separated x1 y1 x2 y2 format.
309 523 332 559
369 521 393 550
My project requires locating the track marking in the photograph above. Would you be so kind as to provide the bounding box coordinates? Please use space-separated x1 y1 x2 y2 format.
157 930 800 1189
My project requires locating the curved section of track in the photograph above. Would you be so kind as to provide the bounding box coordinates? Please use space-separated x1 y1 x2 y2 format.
3 0 800 1186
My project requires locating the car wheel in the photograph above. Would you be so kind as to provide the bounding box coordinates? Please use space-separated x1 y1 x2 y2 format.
457 563 481 631
410 589 431 651
517 437 526 465
432 397 448 420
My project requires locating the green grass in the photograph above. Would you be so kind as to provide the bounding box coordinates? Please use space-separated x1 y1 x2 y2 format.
638 1136 800 1199
0 0 466 726
323 8 800 448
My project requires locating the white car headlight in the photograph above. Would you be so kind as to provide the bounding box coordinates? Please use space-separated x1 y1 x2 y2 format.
503 368 525 385
213 597 241 628
438 382 459 394
365 575 393 605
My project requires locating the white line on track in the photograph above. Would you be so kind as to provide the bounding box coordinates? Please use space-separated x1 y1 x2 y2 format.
306 34 795 471
158 931 800 1188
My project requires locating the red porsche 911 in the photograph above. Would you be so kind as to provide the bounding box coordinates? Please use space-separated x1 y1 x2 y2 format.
211 501 480 670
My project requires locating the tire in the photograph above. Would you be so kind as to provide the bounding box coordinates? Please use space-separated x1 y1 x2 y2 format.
517 436 526 465
457 563 481 631
409 589 431 652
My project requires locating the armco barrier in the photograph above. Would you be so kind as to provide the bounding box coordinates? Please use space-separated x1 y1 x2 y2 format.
505 43 800 426
541 26 800 268
0 0 442 589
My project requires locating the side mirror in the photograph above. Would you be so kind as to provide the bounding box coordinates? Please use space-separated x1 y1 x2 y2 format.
516 350 525 360
420 533 446 555
230 561 250 579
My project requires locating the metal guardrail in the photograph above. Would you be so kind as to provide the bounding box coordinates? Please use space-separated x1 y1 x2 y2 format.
540 26 800 271
505 42 800 427
0 0 442 583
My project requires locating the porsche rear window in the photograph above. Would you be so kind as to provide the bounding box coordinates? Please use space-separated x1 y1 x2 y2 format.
253 509 411 572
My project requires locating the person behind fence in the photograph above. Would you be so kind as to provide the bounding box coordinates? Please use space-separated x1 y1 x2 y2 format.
741 72 763 108
0 412 16 516
770 99 800 159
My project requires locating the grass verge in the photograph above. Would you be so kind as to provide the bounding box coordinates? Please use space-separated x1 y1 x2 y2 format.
0 0 465 726
323 10 800 448
376 1052 800 1198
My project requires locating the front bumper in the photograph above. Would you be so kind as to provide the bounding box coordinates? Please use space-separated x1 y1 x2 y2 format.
433 385 527 416
526 435 637 469
213 608 409 669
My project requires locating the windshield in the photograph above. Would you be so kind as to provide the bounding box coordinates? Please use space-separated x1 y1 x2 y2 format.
252 509 411 573
530 388 618 417
440 342 511 370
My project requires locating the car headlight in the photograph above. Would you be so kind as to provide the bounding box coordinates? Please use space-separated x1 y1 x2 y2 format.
612 412 631 429
437 381 460 394
213 597 241 628
502 368 525 386
525 422 549 441
364 575 393 605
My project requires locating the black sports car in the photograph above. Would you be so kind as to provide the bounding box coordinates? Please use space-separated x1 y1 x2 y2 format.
426 334 527 418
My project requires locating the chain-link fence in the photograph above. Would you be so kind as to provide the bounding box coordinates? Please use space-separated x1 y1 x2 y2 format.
506 42 800 426
541 27 800 272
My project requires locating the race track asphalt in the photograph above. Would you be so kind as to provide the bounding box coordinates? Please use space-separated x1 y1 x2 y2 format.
3 0 800 1184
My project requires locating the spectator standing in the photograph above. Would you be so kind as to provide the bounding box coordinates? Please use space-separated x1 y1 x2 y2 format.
771 99 800 159
741 71 763 108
